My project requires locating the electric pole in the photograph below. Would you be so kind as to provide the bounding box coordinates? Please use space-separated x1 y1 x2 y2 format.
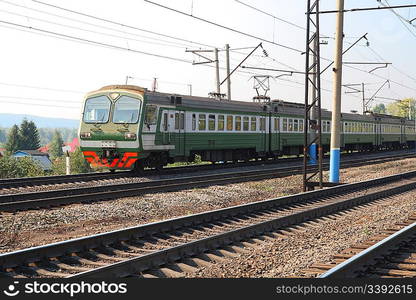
225 44 231 100
214 48 221 95
329 0 345 183
309 37 318 165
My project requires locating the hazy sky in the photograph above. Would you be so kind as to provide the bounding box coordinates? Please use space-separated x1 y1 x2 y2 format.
0 0 415 121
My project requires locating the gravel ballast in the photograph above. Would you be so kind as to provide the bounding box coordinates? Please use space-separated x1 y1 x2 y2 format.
1 157 415 262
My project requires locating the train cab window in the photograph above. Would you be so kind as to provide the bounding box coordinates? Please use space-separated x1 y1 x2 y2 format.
260 117 266 131
218 115 225 131
282 118 288 132
163 113 168 131
144 105 157 125
198 114 206 131
113 96 141 124
299 120 304 132
235 116 242 131
252 117 257 131
293 119 299 132
226 116 233 131
243 117 249 131
208 114 216 131
180 113 185 130
83 95 111 123
192 114 196 131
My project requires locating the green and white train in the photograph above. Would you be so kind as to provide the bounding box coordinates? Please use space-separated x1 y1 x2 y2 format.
78 85 416 171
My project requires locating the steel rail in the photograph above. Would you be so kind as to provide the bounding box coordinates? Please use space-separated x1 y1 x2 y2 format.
320 222 416 278
0 150 413 189
0 153 414 212
1 169 416 277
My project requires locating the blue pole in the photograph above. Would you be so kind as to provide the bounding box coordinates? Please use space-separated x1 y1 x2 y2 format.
329 148 340 182
309 143 317 165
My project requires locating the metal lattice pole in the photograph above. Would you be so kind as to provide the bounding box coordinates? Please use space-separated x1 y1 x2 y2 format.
303 0 323 191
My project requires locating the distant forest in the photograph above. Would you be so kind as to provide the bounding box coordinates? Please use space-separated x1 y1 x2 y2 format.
0 127 78 147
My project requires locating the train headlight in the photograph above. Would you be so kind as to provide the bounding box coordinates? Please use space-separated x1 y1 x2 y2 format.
80 132 92 139
124 133 137 140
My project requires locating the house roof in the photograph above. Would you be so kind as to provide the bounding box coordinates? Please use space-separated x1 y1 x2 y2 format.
14 150 49 156
13 150 52 170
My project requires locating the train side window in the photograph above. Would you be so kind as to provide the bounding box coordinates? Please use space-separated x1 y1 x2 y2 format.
174 113 180 130
208 114 216 131
218 115 225 131
299 119 304 132
180 113 185 130
251 117 257 131
288 119 293 132
293 119 299 132
198 114 206 131
192 114 196 131
282 118 288 132
235 116 242 131
243 117 249 131
226 115 233 131
260 118 266 131
163 112 168 131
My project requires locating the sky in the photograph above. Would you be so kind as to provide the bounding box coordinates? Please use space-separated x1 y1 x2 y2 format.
0 0 416 121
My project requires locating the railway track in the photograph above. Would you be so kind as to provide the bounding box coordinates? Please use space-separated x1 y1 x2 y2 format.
306 214 416 278
0 150 414 190
0 152 414 212
1 170 416 278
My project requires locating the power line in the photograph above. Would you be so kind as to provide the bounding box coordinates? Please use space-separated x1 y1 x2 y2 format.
31 0 216 49
0 0 198 49
0 8 191 50
234 0 306 31
0 81 83 93
0 19 193 63
143 0 304 54
0 100 80 109
0 95 82 104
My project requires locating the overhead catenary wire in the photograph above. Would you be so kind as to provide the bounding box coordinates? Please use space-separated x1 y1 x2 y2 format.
29 0 217 49
0 0 204 50
143 0 304 54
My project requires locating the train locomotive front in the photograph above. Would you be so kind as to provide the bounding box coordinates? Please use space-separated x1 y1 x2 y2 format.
78 85 144 171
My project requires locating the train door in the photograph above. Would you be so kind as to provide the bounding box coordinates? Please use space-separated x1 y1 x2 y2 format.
171 110 186 157
161 110 171 145
375 121 382 149
259 114 267 155
401 123 406 145
270 115 279 154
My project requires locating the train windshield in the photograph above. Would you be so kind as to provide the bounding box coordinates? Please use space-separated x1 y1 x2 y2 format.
113 96 141 124
83 95 111 123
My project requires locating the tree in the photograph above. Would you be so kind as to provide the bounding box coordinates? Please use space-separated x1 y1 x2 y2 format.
0 128 6 144
19 119 40 150
372 103 386 114
5 125 21 154
49 130 64 158
386 98 416 119
0 156 44 179
52 147 91 175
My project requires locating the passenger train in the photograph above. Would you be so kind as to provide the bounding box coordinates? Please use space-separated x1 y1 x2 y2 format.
78 85 416 171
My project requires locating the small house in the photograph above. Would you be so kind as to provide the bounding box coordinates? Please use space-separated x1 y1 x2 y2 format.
13 150 52 171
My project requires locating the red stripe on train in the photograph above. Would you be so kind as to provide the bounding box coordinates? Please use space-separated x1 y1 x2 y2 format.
82 151 139 168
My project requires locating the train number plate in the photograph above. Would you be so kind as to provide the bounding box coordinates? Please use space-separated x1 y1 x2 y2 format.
101 140 116 148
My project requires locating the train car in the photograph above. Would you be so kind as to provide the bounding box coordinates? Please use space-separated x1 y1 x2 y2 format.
78 85 416 172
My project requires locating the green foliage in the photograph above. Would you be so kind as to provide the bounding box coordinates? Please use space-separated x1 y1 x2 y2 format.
0 128 6 144
0 155 44 179
386 98 416 119
19 119 40 150
372 103 386 114
38 128 78 145
5 125 20 154
49 130 64 158
52 147 92 175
